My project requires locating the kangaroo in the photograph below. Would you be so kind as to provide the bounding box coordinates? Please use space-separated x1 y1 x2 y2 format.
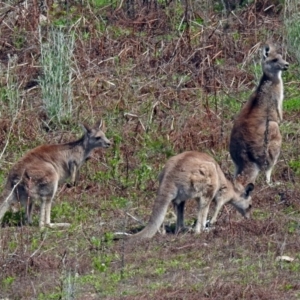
130 151 254 239
0 120 111 228
229 43 289 185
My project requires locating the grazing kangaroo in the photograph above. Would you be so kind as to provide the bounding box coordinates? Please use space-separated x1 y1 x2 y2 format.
131 151 254 239
230 43 289 185
0 120 111 228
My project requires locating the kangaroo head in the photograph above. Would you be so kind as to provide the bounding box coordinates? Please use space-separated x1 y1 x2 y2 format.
262 44 289 78
81 120 112 150
230 182 254 218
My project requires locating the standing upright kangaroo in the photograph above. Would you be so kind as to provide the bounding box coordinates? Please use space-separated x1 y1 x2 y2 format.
0 120 111 228
130 151 254 240
230 44 289 185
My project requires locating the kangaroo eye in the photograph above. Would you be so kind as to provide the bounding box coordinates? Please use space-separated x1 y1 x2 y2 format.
272 58 278 62
95 137 102 140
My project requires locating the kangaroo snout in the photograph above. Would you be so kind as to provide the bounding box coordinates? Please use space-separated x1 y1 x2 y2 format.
244 209 251 219
283 62 289 70
104 138 112 148
242 202 252 219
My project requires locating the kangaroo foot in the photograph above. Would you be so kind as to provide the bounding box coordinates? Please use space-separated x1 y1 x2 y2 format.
204 220 216 231
46 223 71 228
175 226 193 235
267 181 281 187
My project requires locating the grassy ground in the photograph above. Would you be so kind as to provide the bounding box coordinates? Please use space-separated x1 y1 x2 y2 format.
1 0 300 299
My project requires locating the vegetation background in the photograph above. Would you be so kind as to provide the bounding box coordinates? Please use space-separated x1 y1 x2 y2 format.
0 0 300 299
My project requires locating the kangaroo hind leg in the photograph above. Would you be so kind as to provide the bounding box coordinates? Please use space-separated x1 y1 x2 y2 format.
194 197 211 233
266 127 281 185
173 201 186 234
39 179 70 229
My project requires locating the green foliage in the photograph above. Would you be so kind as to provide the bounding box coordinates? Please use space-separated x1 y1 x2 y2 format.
50 2 82 27
78 272 122 297
89 0 111 8
13 28 26 49
111 196 129 209
110 26 132 38
163 2 185 31
232 31 240 41
249 60 263 82
92 251 115 274
0 170 5 185
51 201 74 223
0 87 8 112
286 220 300 234
53 18 69 27
1 209 25 227
0 86 6 107
90 236 102 248
2 276 15 290
207 92 250 117
154 266 166 275
283 283 294 291
215 58 225 66
279 257 300 273
8 240 18 252
212 1 223 12
214 0 258 12
38 289 62 300
93 256 109 272
283 98 300 112
288 160 300 175
252 209 271 220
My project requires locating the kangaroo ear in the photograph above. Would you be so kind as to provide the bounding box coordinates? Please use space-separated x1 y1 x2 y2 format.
219 184 227 192
95 119 107 132
263 43 276 60
80 123 91 134
263 45 270 59
95 119 103 129
234 174 249 186
245 183 254 197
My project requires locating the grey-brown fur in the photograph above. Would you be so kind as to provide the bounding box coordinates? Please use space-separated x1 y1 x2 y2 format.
0 120 111 228
131 151 254 240
229 44 289 185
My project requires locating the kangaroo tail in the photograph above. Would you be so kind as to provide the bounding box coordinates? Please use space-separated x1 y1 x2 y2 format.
130 193 173 240
0 202 10 221
0 201 10 221
0 190 12 221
